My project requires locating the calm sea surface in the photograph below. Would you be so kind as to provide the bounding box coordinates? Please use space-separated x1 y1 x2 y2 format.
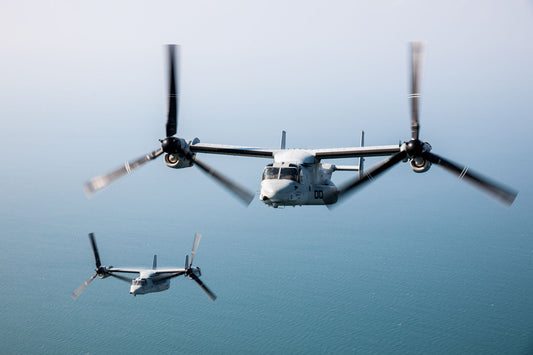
1 182 532 354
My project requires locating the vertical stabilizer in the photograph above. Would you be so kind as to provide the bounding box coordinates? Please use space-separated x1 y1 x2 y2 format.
280 130 286 149
152 255 157 269
359 130 365 179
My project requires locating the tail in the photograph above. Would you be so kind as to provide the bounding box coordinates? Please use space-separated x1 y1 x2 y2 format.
358 130 365 179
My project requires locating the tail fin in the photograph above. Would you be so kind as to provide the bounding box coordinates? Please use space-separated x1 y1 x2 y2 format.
280 130 286 149
152 255 157 269
358 130 365 179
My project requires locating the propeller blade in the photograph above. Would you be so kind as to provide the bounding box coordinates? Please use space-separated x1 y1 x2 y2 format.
189 272 217 301
190 233 201 268
72 273 97 299
107 272 134 283
185 254 189 269
410 42 424 141
166 44 179 138
337 151 408 201
83 149 163 196
422 152 518 206
88 233 101 269
191 155 254 205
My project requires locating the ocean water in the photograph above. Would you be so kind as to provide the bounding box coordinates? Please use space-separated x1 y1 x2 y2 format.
1 170 532 354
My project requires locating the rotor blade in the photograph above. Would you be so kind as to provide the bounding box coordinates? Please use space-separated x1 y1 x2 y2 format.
422 152 518 206
190 233 201 268
337 151 408 201
72 273 97 299
185 255 189 270
166 44 179 138
410 42 424 140
88 233 101 269
189 272 217 301
191 155 254 205
83 149 163 196
107 272 134 283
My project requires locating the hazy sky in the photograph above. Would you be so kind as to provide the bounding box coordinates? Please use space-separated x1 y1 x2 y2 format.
1 0 532 219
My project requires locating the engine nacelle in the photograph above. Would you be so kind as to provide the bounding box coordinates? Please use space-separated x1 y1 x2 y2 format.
410 156 431 173
97 266 112 279
187 267 201 279
193 267 201 277
164 153 193 169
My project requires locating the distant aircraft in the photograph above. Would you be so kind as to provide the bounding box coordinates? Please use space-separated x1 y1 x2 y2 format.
84 43 517 208
72 233 216 300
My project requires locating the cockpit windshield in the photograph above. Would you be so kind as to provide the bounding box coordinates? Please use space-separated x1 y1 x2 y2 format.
262 167 280 180
262 166 299 182
133 279 147 286
279 168 298 181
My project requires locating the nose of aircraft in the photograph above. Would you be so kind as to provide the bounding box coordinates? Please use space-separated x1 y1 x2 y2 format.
260 180 297 202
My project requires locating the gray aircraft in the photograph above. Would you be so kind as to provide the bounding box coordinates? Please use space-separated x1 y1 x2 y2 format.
84 43 517 208
72 233 216 300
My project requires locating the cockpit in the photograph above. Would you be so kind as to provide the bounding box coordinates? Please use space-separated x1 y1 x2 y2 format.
262 164 300 182
132 279 147 286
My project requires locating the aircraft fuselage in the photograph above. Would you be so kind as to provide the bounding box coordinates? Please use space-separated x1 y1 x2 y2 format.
129 272 171 296
259 150 346 208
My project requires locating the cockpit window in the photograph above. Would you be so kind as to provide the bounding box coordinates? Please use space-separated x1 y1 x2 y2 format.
262 166 299 182
279 168 299 182
262 167 280 180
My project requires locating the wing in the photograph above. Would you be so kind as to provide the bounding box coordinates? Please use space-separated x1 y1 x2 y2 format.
152 269 186 281
313 145 401 160
108 268 185 281
190 142 400 160
190 143 275 158
107 267 143 274
153 268 186 274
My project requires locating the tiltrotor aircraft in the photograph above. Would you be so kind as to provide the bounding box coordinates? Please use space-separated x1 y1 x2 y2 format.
72 233 216 300
84 43 517 208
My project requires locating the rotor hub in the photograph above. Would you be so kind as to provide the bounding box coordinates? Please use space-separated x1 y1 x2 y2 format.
405 139 423 156
161 137 180 153
161 137 178 153
404 139 431 158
